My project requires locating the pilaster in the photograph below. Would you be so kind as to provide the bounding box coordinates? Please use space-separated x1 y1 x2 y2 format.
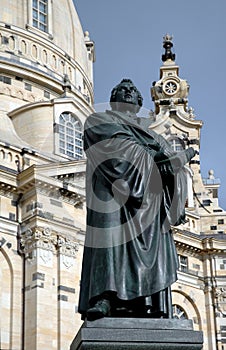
57 236 80 350
21 226 58 350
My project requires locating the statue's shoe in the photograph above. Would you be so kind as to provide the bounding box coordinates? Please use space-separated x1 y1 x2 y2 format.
87 299 111 321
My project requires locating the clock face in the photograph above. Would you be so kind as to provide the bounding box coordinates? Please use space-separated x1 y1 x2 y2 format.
163 80 178 95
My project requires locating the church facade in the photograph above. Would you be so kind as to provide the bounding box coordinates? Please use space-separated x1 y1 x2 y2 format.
0 1 226 350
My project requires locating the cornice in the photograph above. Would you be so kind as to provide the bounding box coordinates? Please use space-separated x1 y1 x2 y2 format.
17 163 85 199
173 227 226 254
150 111 203 131
0 216 18 235
21 214 85 240
0 167 17 189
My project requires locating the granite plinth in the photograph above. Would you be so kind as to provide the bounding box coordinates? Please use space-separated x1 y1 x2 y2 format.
70 318 203 350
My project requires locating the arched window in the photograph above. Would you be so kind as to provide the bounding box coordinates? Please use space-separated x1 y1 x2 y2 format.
169 137 185 152
59 112 83 159
172 305 188 320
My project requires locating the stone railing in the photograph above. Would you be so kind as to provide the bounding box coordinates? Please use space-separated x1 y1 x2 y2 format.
0 23 93 104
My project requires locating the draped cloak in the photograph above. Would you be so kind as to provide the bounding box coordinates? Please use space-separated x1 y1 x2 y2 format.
78 109 190 315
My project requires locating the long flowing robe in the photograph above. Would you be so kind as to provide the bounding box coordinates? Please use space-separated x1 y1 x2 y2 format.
78 109 190 316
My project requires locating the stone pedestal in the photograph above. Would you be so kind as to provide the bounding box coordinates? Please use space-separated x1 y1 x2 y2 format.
70 318 203 350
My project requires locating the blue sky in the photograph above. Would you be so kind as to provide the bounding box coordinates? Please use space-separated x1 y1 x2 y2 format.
75 0 226 208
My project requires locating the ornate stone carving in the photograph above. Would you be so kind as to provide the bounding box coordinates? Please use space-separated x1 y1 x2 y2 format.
20 227 79 267
188 107 195 119
20 227 56 260
214 287 226 315
57 236 79 256
57 236 79 269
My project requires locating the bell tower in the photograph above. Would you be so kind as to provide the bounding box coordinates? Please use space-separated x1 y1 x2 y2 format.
149 34 226 236
151 34 190 116
150 34 204 211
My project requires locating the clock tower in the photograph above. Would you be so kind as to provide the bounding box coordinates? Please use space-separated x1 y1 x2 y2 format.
151 34 190 115
150 34 202 210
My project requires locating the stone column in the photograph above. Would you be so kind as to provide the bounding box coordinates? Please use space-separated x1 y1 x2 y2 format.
202 252 217 350
21 226 58 350
56 236 80 350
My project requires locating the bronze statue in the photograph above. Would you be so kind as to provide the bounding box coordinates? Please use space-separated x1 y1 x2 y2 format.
78 79 196 321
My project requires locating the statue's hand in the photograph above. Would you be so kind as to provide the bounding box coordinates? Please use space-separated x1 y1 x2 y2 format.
154 147 198 175
154 151 174 176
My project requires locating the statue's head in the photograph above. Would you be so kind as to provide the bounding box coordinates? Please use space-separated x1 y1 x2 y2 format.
110 79 143 114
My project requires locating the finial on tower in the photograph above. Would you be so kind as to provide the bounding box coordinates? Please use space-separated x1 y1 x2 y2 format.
162 34 176 62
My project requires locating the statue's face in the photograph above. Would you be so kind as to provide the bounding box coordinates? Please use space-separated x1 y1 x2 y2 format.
114 82 139 106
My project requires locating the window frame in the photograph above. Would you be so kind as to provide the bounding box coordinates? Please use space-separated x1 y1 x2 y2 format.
57 111 83 160
168 136 185 152
27 0 53 38
172 305 188 320
178 255 188 273
32 0 48 33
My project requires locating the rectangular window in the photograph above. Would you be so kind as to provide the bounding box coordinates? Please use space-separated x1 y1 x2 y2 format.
218 219 224 225
202 199 211 206
0 75 11 84
16 76 23 81
213 189 218 198
192 263 200 270
32 0 48 32
44 90 50 98
9 213 16 221
25 83 32 91
178 255 188 273
210 225 217 230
